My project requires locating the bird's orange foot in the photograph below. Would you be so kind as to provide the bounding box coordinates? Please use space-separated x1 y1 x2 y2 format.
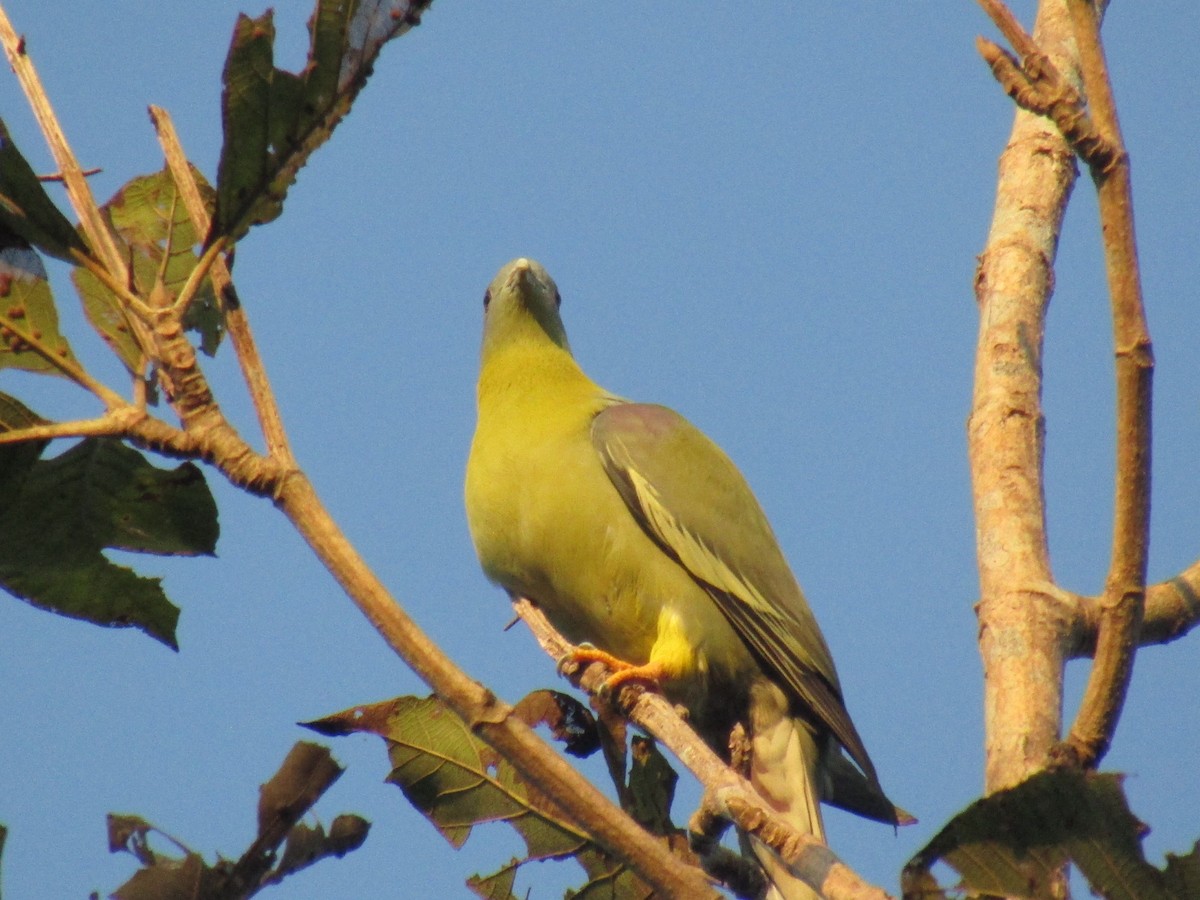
557 646 666 701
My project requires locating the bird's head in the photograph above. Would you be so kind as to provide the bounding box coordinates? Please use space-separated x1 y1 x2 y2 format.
481 257 571 356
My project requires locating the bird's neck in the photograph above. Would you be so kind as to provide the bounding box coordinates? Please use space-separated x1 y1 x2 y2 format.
477 336 608 419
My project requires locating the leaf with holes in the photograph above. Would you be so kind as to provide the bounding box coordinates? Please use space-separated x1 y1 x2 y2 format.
304 694 669 897
0 437 219 648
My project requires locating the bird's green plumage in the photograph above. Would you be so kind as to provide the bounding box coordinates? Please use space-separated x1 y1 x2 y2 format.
466 258 893 899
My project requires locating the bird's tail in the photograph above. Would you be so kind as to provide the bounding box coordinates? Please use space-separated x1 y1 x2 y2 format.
746 682 826 900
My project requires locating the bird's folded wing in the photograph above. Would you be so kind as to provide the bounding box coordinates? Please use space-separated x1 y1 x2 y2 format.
591 402 880 788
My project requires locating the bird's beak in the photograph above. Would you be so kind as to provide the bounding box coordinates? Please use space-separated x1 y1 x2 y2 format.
507 258 533 291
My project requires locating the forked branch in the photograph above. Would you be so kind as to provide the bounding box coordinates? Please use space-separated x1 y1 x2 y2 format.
975 0 1154 771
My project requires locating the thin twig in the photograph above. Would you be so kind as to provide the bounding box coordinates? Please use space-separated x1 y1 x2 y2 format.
38 166 101 181
170 235 226 320
513 597 893 900
976 0 1116 169
1056 0 1152 771
0 314 125 407
0 413 134 444
0 7 127 283
150 104 296 465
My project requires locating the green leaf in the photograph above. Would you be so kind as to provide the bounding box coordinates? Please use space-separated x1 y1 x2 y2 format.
0 438 221 648
305 695 670 897
903 770 1199 900
1162 843 1200 899
0 234 78 375
0 119 88 262
0 392 49 497
213 0 433 242
72 166 223 374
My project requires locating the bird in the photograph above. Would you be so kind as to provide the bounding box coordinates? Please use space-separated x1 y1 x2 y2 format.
465 257 898 899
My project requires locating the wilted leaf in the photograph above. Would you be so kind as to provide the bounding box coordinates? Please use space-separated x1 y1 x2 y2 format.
513 689 602 759
112 852 211 900
0 438 220 648
273 814 370 883
213 0 433 242
0 119 88 262
258 741 344 835
903 770 1195 900
571 844 657 900
109 742 365 898
72 166 222 374
626 737 677 836
306 695 669 897
0 233 77 375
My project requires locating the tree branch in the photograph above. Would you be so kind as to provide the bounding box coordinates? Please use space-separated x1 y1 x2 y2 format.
1068 567 1200 658
513 597 893 900
272 480 717 897
150 104 296 467
0 23 705 893
976 0 1153 774
1050 0 1151 772
0 8 127 283
970 0 1081 796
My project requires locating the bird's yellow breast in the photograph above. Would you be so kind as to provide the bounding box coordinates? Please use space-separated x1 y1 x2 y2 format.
464 340 750 701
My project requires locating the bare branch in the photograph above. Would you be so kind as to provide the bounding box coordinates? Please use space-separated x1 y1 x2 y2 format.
1053 0 1152 771
0 412 137 445
149 104 296 466
0 8 127 283
37 166 101 182
1068 569 1200 658
969 0 1081 801
976 0 1116 169
513 596 893 900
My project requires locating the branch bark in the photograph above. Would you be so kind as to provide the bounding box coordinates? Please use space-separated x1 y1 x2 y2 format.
1055 0 1152 772
977 0 1153 775
970 0 1081 796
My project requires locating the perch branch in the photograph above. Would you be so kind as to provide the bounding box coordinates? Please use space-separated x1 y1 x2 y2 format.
513 596 893 900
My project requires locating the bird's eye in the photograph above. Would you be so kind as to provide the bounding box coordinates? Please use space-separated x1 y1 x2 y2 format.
483 288 491 310
554 289 562 309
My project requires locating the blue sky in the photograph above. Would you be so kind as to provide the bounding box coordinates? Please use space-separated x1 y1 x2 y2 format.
1 2 1197 897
